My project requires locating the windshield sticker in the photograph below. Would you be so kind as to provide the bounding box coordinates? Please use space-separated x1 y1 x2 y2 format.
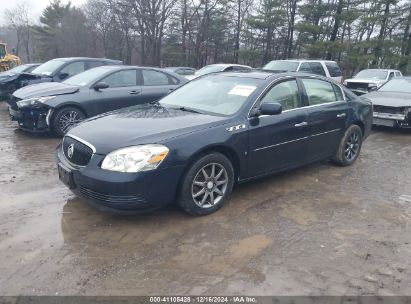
228 85 257 97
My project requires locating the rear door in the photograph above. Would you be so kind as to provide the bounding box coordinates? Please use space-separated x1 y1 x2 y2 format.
87 69 143 115
300 77 349 160
247 78 310 177
141 69 180 103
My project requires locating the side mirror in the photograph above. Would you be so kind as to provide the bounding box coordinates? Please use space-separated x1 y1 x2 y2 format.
259 102 283 116
368 86 378 92
94 82 109 91
59 72 69 80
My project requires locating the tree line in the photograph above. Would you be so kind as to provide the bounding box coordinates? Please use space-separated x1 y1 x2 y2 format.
4 0 411 76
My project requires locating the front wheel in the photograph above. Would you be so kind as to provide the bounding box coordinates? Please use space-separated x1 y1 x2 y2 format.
178 153 234 216
51 106 86 136
333 124 363 166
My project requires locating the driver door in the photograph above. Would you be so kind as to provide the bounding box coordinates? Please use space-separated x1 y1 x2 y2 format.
247 78 309 177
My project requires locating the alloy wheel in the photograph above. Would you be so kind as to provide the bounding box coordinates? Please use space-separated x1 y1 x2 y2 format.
59 110 84 134
191 163 228 208
344 131 360 161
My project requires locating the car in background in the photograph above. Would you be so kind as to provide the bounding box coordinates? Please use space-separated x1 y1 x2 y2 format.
185 63 252 80
362 77 411 128
344 69 402 95
3 57 122 99
164 67 196 76
56 71 372 215
0 63 41 99
9 65 187 136
262 60 343 83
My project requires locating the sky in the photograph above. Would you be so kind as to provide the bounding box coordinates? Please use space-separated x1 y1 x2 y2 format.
0 0 87 25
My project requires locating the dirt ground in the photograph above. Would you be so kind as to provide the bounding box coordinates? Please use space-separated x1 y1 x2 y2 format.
0 101 410 296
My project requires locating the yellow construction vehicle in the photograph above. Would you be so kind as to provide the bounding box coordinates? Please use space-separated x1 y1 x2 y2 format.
0 42 21 72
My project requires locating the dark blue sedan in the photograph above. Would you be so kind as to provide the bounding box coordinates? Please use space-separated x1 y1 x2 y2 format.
56 71 372 215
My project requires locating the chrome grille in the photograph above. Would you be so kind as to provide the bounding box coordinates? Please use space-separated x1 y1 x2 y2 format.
62 136 93 167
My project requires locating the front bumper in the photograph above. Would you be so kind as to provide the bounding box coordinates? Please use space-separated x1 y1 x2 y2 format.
373 112 411 128
9 106 52 133
56 144 185 214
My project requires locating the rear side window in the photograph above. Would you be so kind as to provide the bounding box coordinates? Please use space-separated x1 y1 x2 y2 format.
302 78 338 105
142 70 174 86
102 70 137 88
298 62 326 76
325 62 342 77
87 61 106 69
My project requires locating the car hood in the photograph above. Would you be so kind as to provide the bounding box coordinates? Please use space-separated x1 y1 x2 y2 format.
13 82 80 99
363 91 411 107
67 104 231 155
345 78 386 84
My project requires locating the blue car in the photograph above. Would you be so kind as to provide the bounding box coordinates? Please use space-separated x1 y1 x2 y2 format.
56 71 372 215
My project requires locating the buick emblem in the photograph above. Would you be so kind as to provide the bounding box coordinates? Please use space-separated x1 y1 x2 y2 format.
67 144 74 159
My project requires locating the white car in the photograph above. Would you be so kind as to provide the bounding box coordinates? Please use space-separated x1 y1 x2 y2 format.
344 69 403 95
262 59 343 83
186 64 252 80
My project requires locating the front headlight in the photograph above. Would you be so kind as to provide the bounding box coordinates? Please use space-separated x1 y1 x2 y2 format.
16 96 56 108
101 144 169 173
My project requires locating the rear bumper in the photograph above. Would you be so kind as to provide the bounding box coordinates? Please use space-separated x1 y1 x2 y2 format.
56 144 185 214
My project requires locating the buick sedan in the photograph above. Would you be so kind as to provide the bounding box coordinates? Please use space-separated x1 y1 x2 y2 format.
56 71 372 215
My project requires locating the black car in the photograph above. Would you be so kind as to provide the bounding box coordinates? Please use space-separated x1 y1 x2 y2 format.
56 72 372 215
362 77 411 128
3 57 121 99
9 65 187 136
164 67 196 76
0 63 41 99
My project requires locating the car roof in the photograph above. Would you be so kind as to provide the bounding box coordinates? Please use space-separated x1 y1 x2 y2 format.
360 68 400 72
206 63 251 68
52 57 121 63
211 71 334 81
271 59 338 63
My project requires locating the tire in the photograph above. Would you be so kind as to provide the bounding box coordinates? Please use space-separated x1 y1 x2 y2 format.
333 124 363 166
51 106 86 137
178 153 235 216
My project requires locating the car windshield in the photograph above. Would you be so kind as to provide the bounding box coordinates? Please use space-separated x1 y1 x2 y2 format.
63 66 111 86
159 75 262 116
354 70 388 80
31 59 66 76
263 61 299 71
379 78 411 93
195 65 225 76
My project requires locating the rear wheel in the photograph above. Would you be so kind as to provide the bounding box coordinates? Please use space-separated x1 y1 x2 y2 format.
178 153 234 215
333 124 363 166
51 106 85 136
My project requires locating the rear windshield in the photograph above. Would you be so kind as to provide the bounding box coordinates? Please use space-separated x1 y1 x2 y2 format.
325 62 342 77
263 61 299 72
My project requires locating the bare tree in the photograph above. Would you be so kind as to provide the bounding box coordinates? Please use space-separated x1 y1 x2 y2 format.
4 3 33 62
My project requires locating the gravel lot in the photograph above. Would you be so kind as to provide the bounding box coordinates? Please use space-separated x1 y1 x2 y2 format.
0 101 410 296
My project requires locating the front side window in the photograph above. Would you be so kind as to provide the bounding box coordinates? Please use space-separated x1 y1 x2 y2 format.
142 70 170 86
60 61 86 78
101 70 137 88
260 79 300 111
302 78 338 105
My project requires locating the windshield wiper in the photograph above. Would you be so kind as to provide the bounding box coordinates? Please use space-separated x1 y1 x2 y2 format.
178 106 202 114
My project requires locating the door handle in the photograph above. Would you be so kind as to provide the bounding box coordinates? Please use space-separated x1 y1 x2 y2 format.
294 122 308 128
337 113 346 118
129 90 141 95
